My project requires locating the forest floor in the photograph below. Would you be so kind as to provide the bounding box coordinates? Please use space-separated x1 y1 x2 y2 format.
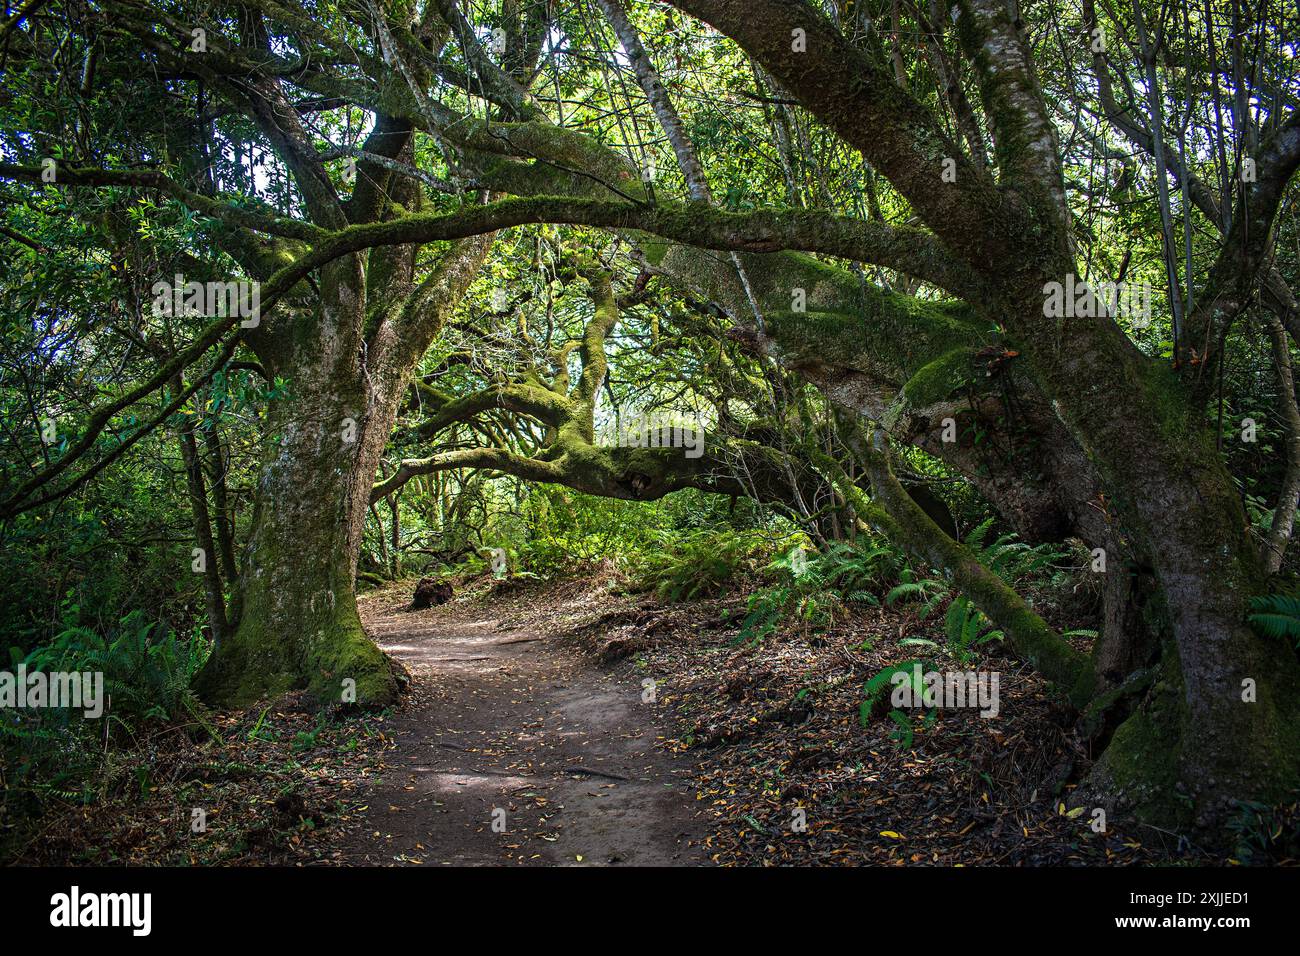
331 571 1200 867
9 571 1230 866
332 579 709 865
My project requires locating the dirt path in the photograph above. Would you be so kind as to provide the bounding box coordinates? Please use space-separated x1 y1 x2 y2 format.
336 587 710 866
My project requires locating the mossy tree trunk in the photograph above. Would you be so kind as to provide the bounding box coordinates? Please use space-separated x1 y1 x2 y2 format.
1007 267 1300 829
186 45 493 706
194 221 493 708
652 0 1300 832
194 259 399 707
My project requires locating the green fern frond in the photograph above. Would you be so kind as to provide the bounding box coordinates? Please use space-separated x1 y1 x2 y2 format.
1248 594 1300 644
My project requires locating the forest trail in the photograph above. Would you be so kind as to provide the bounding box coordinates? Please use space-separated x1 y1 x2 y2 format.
336 586 710 866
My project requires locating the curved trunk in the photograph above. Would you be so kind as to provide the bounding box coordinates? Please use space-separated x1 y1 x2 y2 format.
998 270 1300 834
192 179 491 705
1089 530 1300 832
194 362 403 707
193 254 408 708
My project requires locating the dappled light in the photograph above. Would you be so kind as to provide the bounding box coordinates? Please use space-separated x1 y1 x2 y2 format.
0 0 1297 923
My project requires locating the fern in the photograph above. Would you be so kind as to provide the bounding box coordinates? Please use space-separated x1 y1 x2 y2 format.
943 596 1004 664
885 569 949 618
881 523 1066 628
962 520 1068 583
733 540 897 644
860 659 932 750
736 586 792 645
1248 594 1300 645
629 530 766 601
817 542 899 598
13 611 208 723
964 517 995 553
861 660 925 717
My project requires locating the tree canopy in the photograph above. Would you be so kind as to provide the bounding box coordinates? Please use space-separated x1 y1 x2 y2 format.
2 0 1300 853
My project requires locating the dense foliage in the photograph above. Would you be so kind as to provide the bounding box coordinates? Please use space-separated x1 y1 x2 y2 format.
1 0 1299 853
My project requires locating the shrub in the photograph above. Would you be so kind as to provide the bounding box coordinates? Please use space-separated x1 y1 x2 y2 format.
628 529 776 601
14 609 209 723
2 609 211 824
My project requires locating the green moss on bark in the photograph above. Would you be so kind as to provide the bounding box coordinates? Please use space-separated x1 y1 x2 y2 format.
899 347 979 410
193 592 397 709
1092 688 1191 828
763 298 985 392
1085 633 1300 838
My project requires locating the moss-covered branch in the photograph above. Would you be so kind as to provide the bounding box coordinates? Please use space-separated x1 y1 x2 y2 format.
403 381 572 441
816 426 1094 706
254 195 981 302
663 0 1018 267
